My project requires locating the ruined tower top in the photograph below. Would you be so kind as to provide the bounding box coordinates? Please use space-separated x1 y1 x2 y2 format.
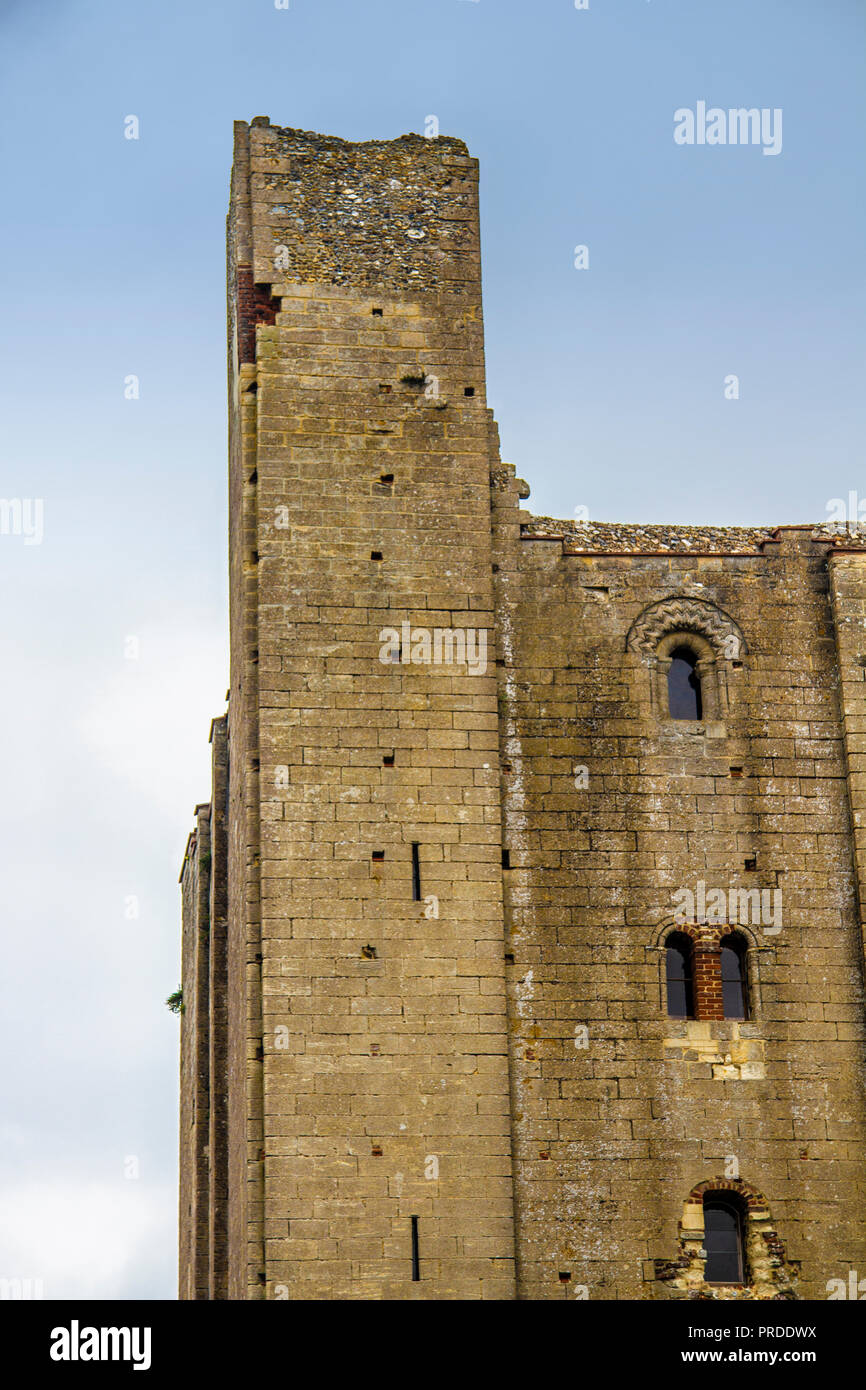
230 118 482 299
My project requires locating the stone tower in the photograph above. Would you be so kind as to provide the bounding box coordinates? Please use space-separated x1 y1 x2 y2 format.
180 119 866 1301
180 119 516 1300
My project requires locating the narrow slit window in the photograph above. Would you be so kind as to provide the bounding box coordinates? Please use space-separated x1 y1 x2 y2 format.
411 842 421 902
665 932 695 1019
410 1215 420 1281
667 646 702 720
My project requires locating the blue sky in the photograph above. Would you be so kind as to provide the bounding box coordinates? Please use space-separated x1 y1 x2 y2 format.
0 0 863 1298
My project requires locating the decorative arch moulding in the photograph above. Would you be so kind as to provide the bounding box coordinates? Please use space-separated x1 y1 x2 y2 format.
626 596 747 661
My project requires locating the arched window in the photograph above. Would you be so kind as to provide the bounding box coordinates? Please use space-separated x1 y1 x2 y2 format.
667 646 702 720
720 933 749 1019
702 1192 746 1284
665 932 695 1018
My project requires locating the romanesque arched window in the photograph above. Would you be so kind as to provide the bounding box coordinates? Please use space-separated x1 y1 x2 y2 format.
625 597 747 723
702 1190 746 1285
665 932 695 1018
720 932 749 1019
667 645 702 719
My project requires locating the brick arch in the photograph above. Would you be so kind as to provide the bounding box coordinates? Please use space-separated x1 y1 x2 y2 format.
625 595 747 659
688 1176 769 1212
651 918 761 952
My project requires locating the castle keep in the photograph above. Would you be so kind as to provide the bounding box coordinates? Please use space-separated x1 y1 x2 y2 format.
179 119 866 1300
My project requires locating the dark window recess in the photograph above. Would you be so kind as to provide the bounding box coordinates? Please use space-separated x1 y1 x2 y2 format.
668 646 702 719
410 1216 420 1281
371 551 383 561
372 850 385 862
372 307 383 317
464 386 475 396
744 856 757 871
720 934 748 1019
703 1194 746 1284
379 473 394 485
730 766 743 779
502 850 511 870
383 754 395 767
666 932 695 1019
411 843 421 902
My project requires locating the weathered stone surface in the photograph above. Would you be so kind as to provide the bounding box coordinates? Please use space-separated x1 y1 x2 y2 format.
178 122 866 1301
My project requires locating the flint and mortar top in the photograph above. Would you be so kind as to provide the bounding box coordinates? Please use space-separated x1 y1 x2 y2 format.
233 119 482 295
520 518 866 556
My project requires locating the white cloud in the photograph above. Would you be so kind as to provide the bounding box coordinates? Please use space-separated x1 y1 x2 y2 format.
78 612 227 823
0 1178 175 1300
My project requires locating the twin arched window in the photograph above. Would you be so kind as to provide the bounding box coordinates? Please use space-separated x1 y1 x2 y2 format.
665 931 749 1019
